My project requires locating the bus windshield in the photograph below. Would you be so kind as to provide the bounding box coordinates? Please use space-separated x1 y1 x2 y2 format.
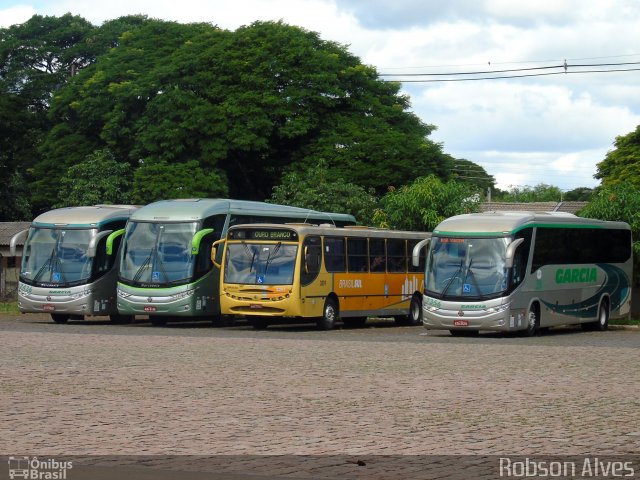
120 221 199 286
426 236 511 299
224 242 298 285
21 227 96 285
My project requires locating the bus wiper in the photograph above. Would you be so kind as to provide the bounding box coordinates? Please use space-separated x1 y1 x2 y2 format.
33 248 55 282
461 258 481 295
441 259 464 297
133 251 154 283
264 242 281 276
241 242 257 273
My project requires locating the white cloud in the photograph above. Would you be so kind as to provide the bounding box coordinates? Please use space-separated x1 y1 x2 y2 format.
0 5 36 27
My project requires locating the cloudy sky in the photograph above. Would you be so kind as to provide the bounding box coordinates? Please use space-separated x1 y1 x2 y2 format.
2 0 639 192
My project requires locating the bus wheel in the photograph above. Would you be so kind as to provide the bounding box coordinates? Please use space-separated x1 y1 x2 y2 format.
149 315 167 326
51 314 69 324
250 317 269 330
524 305 540 336
317 298 338 330
590 300 610 331
109 314 133 324
343 317 367 328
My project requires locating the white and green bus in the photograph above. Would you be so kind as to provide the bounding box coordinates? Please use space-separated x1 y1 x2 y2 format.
412 212 632 336
10 205 138 323
116 199 356 324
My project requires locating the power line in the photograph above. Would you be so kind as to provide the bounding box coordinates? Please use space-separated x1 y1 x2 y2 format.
379 61 640 82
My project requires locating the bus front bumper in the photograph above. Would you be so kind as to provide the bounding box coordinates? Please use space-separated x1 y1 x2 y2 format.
423 303 527 332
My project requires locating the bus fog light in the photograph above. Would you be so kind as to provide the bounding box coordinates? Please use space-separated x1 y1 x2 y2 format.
497 319 505 326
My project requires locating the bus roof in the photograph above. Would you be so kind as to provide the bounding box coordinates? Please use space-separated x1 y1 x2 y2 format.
433 211 630 236
31 205 139 228
129 198 356 224
228 223 431 240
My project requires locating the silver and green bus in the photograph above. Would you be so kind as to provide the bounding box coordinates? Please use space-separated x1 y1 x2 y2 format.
10 205 138 323
412 212 632 336
116 199 356 324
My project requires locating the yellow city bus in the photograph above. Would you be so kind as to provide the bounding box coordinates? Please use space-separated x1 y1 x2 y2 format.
216 224 430 329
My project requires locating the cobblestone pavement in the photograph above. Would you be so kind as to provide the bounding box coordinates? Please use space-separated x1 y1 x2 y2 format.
1 315 639 479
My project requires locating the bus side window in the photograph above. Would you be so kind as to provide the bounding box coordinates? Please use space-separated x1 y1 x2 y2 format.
347 238 368 272
387 239 406 273
369 238 385 273
324 237 345 272
301 236 321 286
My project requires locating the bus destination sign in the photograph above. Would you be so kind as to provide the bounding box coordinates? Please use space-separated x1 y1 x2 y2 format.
230 228 297 241
251 230 296 240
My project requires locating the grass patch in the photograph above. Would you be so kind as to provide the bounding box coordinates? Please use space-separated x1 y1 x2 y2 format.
0 301 20 314
610 317 640 326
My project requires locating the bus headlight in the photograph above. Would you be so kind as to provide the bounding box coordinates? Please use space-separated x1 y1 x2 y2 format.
117 289 132 299
169 288 196 301
70 289 92 300
486 303 510 314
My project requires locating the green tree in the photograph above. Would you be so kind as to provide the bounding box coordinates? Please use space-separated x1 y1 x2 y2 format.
564 187 593 201
595 125 640 187
55 149 132 207
131 160 228 204
578 184 640 282
373 175 480 231
41 19 448 207
269 160 378 224
450 157 495 194
502 184 563 203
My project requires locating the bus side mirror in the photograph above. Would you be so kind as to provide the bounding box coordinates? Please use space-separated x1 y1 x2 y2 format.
505 238 525 268
412 238 431 267
105 229 125 256
211 239 225 269
10 229 29 256
87 230 113 258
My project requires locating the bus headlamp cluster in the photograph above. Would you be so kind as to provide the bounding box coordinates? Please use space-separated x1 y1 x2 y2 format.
486 303 510 314
169 288 196 301
117 289 132 299
70 289 92 300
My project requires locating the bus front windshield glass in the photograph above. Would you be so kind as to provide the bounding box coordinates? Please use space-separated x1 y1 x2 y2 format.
120 221 199 285
224 242 298 285
426 236 511 299
21 228 96 285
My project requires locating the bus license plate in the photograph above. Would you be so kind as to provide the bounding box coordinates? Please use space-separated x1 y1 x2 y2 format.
43 304 55 311
250 304 263 309
144 306 157 312
453 319 469 327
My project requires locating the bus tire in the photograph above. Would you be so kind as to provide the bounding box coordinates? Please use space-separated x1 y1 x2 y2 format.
51 314 69 324
585 299 609 331
109 314 133 324
408 294 423 325
317 298 338 330
149 315 167 326
524 304 540 337
250 317 269 330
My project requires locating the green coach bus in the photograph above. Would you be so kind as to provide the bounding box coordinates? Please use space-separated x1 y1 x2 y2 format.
411 211 632 336
116 199 356 324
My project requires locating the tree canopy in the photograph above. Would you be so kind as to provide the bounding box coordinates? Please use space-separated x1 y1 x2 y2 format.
5 15 449 217
595 125 640 188
373 176 480 231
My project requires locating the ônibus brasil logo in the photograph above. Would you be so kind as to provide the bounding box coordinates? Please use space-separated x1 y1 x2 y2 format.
8 456 72 479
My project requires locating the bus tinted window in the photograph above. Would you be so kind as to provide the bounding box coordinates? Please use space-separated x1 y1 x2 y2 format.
532 227 631 271
387 239 406 273
324 237 345 272
369 238 385 272
348 238 368 272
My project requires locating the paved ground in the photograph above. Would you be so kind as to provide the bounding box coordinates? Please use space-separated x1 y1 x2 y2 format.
1 314 639 479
